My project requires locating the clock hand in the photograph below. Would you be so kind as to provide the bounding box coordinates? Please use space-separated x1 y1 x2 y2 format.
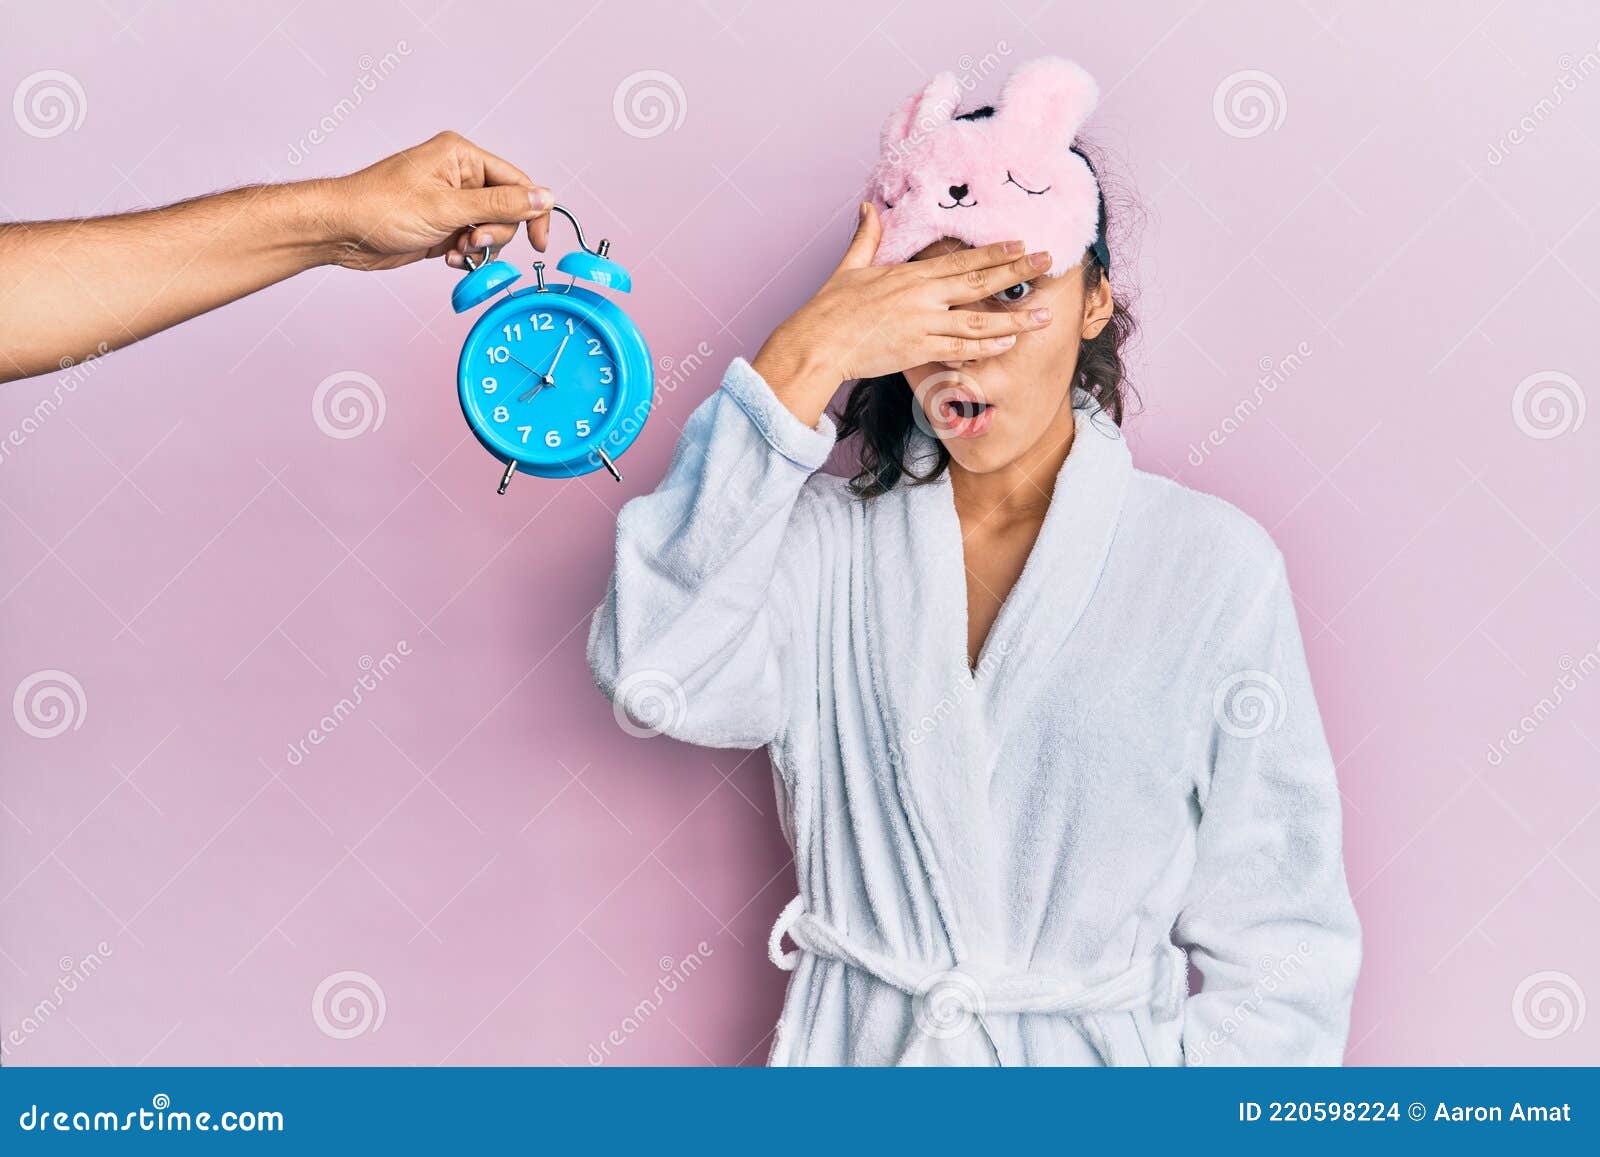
504 350 541 378
518 335 571 402
547 332 572 377
541 334 571 383
501 351 548 403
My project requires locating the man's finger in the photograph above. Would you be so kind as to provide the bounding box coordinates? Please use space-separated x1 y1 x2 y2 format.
428 227 472 262
464 142 535 191
447 136 550 250
439 184 555 230
462 224 518 253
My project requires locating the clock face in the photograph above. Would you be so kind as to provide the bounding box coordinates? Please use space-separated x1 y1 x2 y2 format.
460 294 625 470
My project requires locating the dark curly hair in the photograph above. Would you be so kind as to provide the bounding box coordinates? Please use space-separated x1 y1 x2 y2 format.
833 137 1139 498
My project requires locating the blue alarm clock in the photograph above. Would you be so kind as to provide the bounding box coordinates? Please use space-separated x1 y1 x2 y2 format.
452 204 652 493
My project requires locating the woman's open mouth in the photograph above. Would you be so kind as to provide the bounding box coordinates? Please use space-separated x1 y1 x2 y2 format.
937 397 995 438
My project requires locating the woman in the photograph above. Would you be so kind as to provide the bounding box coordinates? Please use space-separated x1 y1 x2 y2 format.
589 57 1360 1066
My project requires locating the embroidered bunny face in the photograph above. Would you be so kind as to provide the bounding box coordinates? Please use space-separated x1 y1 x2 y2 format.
868 57 1102 278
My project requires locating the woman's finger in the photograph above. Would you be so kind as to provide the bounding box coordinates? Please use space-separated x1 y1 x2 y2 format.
921 333 1020 363
835 202 882 272
917 239 1027 281
931 306 1053 339
935 251 1053 304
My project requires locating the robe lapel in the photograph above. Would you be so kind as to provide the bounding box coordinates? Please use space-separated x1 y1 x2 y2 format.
977 404 1133 716
861 398 1133 972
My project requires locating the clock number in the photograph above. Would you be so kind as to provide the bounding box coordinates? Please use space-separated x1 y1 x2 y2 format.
576 419 591 437
592 398 608 415
599 366 613 384
502 323 522 342
564 318 577 335
586 338 604 357
517 425 533 444
530 313 554 330
487 346 510 363
493 406 510 423
545 430 561 448
481 376 498 394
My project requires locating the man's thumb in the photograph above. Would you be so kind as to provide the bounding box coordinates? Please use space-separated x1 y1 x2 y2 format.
442 184 554 227
836 202 882 271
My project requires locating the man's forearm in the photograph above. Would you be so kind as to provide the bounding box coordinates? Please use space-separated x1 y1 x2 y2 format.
1 133 552 384
0 181 340 382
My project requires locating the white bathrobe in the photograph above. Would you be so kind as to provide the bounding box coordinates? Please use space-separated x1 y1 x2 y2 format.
588 358 1361 1066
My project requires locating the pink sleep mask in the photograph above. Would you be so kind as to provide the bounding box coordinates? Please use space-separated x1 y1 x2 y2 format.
867 57 1106 278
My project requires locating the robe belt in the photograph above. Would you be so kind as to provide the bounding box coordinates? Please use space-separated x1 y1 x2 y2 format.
768 895 1186 1036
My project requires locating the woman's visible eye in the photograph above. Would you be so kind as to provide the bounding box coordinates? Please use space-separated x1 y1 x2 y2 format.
993 282 1034 304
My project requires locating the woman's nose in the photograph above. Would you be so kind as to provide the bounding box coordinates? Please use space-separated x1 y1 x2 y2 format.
948 183 969 201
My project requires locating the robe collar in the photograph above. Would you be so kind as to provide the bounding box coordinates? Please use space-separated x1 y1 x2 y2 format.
862 392 1133 965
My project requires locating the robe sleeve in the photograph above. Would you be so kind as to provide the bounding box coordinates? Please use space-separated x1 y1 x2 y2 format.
1174 554 1362 1065
586 357 837 750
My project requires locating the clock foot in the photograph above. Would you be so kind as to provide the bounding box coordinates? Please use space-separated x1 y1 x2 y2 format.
596 449 623 483
497 460 517 495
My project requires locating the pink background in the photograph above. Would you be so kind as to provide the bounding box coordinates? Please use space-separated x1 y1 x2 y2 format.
3 1 1598 1065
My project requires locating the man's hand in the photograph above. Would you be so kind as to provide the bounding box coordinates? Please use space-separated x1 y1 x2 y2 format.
319 131 554 271
0 133 554 383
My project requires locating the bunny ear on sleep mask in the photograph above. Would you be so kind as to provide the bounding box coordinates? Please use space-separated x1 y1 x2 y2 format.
867 56 1107 278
